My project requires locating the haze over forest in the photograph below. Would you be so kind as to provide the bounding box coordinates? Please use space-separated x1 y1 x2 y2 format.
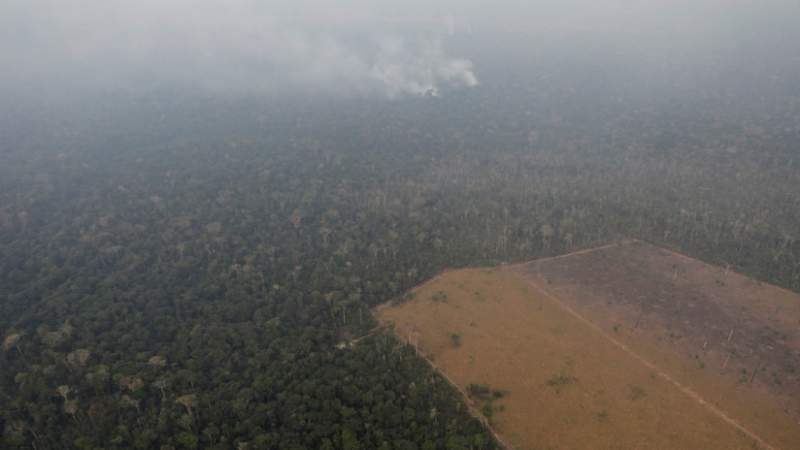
2 1 800 449
4 0 800 100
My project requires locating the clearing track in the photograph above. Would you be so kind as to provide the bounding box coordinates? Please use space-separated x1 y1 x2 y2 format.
375 240 800 449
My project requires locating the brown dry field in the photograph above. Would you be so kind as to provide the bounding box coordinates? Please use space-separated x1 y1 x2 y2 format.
374 240 800 450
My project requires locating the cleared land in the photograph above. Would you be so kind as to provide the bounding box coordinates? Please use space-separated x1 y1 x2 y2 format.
374 240 800 450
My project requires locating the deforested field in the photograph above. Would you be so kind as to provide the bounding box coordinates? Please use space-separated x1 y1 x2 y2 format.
375 240 800 450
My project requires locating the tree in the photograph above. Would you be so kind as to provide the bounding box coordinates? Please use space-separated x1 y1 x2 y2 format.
175 431 199 449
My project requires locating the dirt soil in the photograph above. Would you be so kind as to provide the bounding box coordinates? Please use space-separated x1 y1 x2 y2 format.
374 240 800 450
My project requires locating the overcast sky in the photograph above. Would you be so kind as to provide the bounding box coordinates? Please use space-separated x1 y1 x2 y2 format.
2 0 799 101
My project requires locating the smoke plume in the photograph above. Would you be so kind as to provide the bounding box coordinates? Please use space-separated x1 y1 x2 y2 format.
0 0 478 99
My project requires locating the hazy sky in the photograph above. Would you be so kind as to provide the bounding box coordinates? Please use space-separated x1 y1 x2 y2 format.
2 0 799 100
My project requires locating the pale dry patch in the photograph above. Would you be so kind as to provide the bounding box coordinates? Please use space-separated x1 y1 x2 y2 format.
376 243 800 449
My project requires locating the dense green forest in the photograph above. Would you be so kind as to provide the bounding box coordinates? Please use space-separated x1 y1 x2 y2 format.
2 77 799 450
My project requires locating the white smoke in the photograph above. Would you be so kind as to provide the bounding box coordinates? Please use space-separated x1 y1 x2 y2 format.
370 37 478 97
0 0 479 99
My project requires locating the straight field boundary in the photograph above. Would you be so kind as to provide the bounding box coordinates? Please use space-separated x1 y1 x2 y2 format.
519 273 775 450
